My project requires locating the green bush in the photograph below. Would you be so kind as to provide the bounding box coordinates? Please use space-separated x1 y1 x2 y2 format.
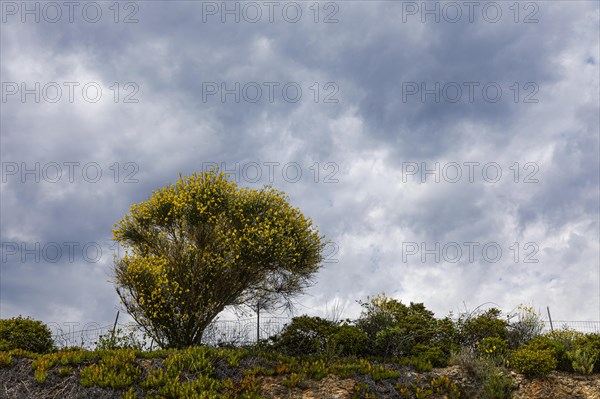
524 334 571 371
483 371 514 399
506 305 544 349
0 352 12 367
477 337 508 365
411 344 448 367
456 308 508 349
430 375 461 399
510 348 557 377
95 327 148 351
355 294 402 342
80 349 142 389
374 326 411 359
449 347 513 398
568 348 596 375
272 316 338 356
450 346 492 380
575 333 600 373
355 293 442 358
547 330 582 353
330 324 369 357
0 316 54 353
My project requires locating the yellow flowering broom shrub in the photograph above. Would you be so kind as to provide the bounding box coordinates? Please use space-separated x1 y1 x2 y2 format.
112 170 326 348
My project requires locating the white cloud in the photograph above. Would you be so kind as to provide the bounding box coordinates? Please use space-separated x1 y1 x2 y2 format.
1 1 598 331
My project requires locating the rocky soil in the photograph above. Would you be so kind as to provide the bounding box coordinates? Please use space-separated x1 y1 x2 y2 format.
1 358 599 399
259 366 600 399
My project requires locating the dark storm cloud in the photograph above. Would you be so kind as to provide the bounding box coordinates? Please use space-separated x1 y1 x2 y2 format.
1 0 598 329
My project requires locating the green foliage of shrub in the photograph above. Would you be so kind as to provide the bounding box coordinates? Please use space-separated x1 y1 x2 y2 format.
307 359 328 379
80 349 142 389
355 294 443 359
374 326 410 359
272 316 338 356
330 358 401 380
362 358 402 380
450 347 513 398
31 349 98 384
477 337 508 365
510 348 557 377
95 328 149 351
506 305 544 349
7 348 39 359
450 347 488 378
0 352 13 367
456 308 508 349
411 344 448 368
401 356 433 372
575 333 600 373
121 387 138 399
330 324 369 357
112 171 326 349
330 361 362 379
58 366 73 378
213 347 248 368
524 334 571 371
430 375 461 399
222 374 262 399
282 372 306 388
164 346 214 378
154 374 222 398
135 349 171 359
141 348 262 398
483 371 514 399
568 348 596 375
0 316 55 353
395 376 460 399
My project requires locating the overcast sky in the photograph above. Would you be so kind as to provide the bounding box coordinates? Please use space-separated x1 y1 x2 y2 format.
1 1 599 337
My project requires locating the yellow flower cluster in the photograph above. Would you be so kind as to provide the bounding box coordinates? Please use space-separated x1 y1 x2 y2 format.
110 170 325 347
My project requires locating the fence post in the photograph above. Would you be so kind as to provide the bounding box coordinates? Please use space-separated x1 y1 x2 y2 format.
256 301 260 343
111 311 120 342
546 306 554 332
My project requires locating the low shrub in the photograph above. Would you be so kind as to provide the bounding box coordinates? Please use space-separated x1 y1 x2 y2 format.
272 316 338 356
282 372 306 388
80 349 142 389
450 346 491 379
301 359 328 380
0 352 12 367
0 316 54 353
456 308 509 350
477 337 508 366
568 348 596 375
506 305 544 349
396 376 460 399
375 326 412 359
483 371 514 399
450 347 514 398
330 324 369 357
575 333 600 373
405 356 433 372
355 294 441 359
524 335 571 371
431 375 461 398
411 344 448 367
510 348 557 377
95 327 148 351
31 349 99 384
163 346 214 377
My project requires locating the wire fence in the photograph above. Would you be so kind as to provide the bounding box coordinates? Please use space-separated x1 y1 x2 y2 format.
542 320 600 334
50 317 600 350
51 316 291 349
